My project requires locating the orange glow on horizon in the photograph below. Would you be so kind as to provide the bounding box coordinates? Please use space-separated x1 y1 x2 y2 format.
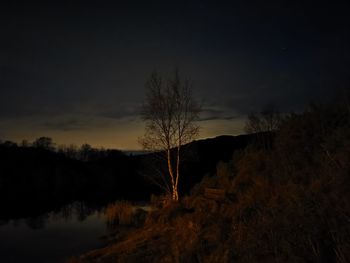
1 118 245 150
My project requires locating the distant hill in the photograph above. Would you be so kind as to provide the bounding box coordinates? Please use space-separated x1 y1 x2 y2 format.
176 134 251 192
133 134 252 195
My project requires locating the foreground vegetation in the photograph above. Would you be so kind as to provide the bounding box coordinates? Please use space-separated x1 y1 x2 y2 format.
69 99 350 263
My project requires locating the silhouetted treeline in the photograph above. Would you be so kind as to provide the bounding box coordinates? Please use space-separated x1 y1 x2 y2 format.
0 143 155 220
0 137 119 162
0 134 251 220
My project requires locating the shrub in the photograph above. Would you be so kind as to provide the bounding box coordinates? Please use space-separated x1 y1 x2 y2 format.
104 201 134 227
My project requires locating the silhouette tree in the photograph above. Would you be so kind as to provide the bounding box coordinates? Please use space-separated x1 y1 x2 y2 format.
20 139 30 147
80 143 93 161
57 144 79 159
140 69 201 201
33 137 55 151
2 140 17 148
245 104 282 148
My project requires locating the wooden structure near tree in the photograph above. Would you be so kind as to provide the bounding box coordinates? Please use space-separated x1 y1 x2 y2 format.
204 188 226 200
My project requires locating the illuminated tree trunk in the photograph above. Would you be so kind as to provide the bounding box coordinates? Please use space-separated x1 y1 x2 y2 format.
140 69 200 203
174 141 180 201
167 148 178 201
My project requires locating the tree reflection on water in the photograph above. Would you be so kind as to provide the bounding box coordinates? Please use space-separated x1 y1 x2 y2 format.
0 201 109 263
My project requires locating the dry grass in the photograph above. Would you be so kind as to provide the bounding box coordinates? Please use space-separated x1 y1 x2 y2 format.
72 102 350 262
104 200 135 226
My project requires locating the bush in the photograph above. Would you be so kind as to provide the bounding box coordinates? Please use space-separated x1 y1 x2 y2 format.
104 201 134 227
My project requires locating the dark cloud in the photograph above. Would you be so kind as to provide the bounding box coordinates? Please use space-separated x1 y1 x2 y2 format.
40 115 117 132
98 104 142 121
41 118 91 131
0 1 349 146
199 107 239 122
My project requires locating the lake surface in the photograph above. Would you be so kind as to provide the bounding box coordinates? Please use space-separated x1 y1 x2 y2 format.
0 203 109 263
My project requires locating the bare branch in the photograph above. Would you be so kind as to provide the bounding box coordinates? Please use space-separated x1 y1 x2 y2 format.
140 69 201 201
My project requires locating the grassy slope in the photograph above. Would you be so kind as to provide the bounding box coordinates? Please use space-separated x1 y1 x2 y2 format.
71 102 350 263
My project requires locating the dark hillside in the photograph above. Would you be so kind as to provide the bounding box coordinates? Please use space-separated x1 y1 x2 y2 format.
76 100 350 263
130 134 252 197
177 134 251 193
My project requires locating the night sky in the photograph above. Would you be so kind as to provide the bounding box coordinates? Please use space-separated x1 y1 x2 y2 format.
1 1 349 149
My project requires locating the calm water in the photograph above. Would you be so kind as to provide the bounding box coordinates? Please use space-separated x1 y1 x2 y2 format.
0 203 108 263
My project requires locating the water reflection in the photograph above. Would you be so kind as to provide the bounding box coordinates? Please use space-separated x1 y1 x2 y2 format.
4 202 100 231
0 201 151 262
0 201 107 263
50 202 97 224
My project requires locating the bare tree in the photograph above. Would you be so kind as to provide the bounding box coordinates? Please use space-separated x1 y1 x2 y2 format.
33 137 55 151
140 69 200 201
245 104 281 134
245 104 282 148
